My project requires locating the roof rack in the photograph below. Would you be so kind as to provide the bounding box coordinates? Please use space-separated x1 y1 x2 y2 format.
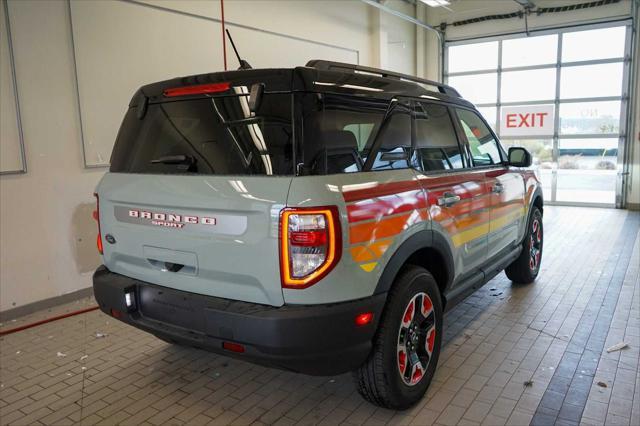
306 60 461 98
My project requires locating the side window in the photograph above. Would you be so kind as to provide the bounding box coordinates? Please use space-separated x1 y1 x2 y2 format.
300 93 388 175
413 103 464 172
456 108 503 166
343 123 375 152
368 104 412 171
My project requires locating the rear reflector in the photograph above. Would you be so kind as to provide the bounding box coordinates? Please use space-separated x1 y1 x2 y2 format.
355 312 374 326
110 308 123 319
223 342 245 353
93 193 103 255
163 82 231 97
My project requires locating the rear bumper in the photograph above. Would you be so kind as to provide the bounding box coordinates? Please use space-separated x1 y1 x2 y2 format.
92 266 385 375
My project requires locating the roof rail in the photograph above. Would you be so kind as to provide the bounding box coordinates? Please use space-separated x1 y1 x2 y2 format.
305 60 460 98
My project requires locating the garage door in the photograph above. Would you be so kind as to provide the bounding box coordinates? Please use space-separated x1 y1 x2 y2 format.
445 22 632 208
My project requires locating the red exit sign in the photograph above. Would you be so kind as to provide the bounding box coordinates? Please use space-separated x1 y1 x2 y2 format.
500 105 554 136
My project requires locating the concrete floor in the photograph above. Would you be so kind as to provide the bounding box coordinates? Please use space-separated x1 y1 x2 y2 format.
0 206 638 426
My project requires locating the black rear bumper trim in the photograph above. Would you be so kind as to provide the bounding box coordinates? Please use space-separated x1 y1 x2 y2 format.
92 266 385 375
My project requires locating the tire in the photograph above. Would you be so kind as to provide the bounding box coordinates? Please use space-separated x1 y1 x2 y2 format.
353 265 443 410
505 207 543 284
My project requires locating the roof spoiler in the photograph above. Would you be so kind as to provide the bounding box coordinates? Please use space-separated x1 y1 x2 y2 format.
306 60 461 98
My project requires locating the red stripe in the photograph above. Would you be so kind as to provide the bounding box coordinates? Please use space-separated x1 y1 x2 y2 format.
342 180 422 203
347 190 427 223
0 306 99 336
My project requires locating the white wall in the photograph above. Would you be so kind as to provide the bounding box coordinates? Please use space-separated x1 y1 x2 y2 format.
0 0 419 312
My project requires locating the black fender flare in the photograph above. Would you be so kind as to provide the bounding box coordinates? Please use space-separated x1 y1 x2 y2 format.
530 186 544 212
518 185 544 246
373 229 455 296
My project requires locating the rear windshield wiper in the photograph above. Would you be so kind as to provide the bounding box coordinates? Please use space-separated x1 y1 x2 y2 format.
150 154 195 165
150 154 198 172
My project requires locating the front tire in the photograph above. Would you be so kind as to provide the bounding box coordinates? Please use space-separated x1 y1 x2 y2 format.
505 207 543 284
353 266 443 409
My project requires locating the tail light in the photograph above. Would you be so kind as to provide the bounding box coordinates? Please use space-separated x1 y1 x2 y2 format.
280 207 341 289
93 193 103 254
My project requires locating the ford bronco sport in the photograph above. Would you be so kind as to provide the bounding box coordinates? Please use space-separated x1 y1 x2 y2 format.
93 60 543 409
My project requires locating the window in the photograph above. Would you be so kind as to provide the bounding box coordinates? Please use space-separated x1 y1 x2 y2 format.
110 94 293 175
447 41 498 73
559 101 621 135
562 26 626 62
445 23 630 206
502 35 557 67
501 68 556 102
368 104 412 171
447 73 497 105
413 103 463 172
300 93 387 174
299 94 411 174
456 108 502 166
560 63 624 99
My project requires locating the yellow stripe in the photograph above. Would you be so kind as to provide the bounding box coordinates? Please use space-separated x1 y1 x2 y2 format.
451 207 525 247
360 262 377 272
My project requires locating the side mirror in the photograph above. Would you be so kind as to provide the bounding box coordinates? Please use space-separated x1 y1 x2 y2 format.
508 147 532 167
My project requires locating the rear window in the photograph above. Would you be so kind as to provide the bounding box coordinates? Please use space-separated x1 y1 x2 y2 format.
110 93 293 175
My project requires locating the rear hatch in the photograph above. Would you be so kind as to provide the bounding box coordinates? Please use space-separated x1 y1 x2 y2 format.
97 84 293 306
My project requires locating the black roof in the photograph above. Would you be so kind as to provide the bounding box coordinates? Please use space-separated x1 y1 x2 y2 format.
132 60 474 109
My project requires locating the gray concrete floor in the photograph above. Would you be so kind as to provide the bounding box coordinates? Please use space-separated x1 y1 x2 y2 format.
0 206 638 426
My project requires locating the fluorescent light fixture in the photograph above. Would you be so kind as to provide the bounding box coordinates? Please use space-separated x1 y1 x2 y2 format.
421 0 450 7
125 292 133 308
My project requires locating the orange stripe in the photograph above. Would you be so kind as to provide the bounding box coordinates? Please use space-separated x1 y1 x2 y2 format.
349 210 429 244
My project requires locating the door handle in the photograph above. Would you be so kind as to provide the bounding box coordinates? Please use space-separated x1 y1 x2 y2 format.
438 192 461 207
492 183 504 194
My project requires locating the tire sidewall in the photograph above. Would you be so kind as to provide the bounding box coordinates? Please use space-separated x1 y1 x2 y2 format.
526 208 543 278
380 268 443 409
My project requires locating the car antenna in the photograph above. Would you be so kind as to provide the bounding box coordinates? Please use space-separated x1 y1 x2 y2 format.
225 29 252 70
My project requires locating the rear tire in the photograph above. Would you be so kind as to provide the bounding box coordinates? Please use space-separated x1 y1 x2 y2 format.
353 265 443 410
506 207 543 284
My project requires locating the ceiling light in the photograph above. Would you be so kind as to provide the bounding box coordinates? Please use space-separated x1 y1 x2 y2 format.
421 0 451 7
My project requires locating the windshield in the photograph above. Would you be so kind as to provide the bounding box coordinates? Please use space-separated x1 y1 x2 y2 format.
110 93 293 175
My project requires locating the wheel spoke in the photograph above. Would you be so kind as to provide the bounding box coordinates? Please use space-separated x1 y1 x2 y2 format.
397 346 407 376
409 358 424 385
402 299 415 327
425 324 436 356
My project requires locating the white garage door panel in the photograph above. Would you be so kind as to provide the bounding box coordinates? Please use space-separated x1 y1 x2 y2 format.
70 1 357 167
1 2 25 174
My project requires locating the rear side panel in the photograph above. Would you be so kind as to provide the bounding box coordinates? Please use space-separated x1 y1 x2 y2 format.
284 170 429 304
97 173 291 306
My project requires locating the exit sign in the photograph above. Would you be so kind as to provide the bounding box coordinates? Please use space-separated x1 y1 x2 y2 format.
499 105 555 137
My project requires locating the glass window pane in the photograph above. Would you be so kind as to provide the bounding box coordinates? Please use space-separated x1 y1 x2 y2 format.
501 68 556 102
477 106 497 132
560 63 623 99
369 106 412 171
557 138 618 204
448 41 498 73
501 139 553 196
562 26 626 62
559 101 621 135
448 73 497 104
413 103 463 171
456 108 502 165
502 35 558 67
